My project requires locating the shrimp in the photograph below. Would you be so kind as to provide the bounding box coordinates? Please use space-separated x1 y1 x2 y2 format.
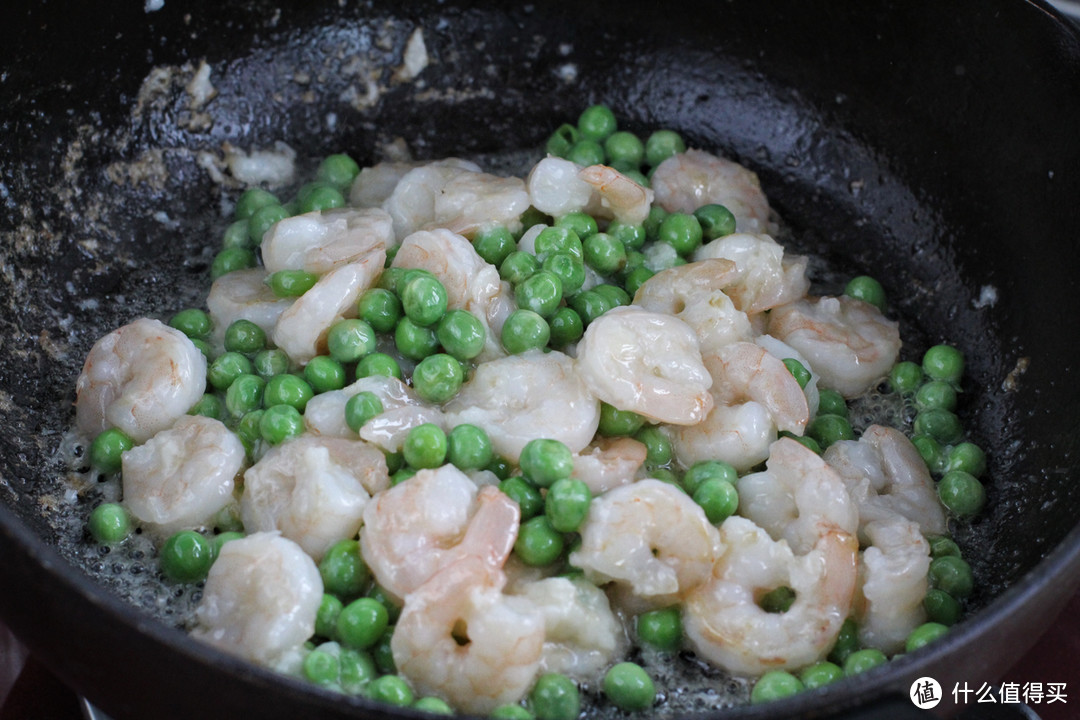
359 465 519 602
570 479 723 608
527 158 653 226
303 375 423 438
693 233 810 315
735 437 859 555
205 268 294 352
683 516 859 675
650 149 773 234
260 207 394 275
272 248 385 365
669 342 809 472
526 156 594 219
579 164 654 226
349 161 417 208
359 405 447 454
381 158 484 240
571 436 648 495
191 532 322 668
822 424 947 541
391 557 545 715
434 170 531 238
632 258 754 361
442 349 599 462
756 334 821 419
240 435 389 562
575 305 714 426
855 518 931 654
767 295 901 398
75 317 207 443
120 414 245 537
513 576 628 681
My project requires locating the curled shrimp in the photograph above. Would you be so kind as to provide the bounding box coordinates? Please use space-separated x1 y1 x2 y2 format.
121 414 245 537
855 517 931 654
260 207 394 275
75 317 207 443
823 424 947 541
575 305 714 426
272 248 385 365
349 161 417 208
650 149 773 234
391 557 544 715
693 233 810 315
434 170 531 238
526 156 594 219
735 437 859 555
240 435 389 562
571 436 648 495
192 532 323 668
443 349 599 462
206 268 294 353
579 164 654 226
360 465 519 602
767 295 901 398
683 516 859 675
570 479 723 608
381 159 484 241
303 375 424 439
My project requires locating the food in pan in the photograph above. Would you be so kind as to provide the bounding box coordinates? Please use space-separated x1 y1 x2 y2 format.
71 105 984 715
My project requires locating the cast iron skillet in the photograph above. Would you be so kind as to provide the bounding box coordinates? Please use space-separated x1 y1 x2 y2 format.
1 1 1079 718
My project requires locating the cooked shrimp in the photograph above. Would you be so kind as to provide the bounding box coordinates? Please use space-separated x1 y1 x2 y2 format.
75 317 207 443
526 156 594 219
192 532 322 668
381 158 483 240
304 375 422 438
823 424 947 540
767 295 901 398
349 161 416 208
360 466 519 602
359 405 447 454
735 437 859 555
755 334 821 419
571 436 648 495
442 349 599 462
855 517 931 654
514 575 628 681
579 164 654 226
121 414 245 537
669 403 776 474
570 479 723 608
272 248 385 365
651 149 773 234
391 557 544 715
683 516 859 675
240 435 389 562
693 233 810 314
260 207 394 275
205 268 294 352
435 171 531 238
575 305 714 426
527 158 653 226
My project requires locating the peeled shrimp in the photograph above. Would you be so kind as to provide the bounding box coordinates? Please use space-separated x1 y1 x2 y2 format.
755 334 821 420
683 516 859 675
527 158 653 226
693 233 810 314
571 436 648 495
391 557 544 715
575 305 714 426
570 479 723 608
192 532 322 668
735 437 859 555
767 295 901 398
381 159 489 240
349 161 418 208
434 170 531 238
360 465 519 602
272 248 385 365
855 517 931 654
442 349 599 462
650 149 772 234
823 424 947 541
260 207 394 275
240 435 389 562
514 575 628 681
579 164 654 226
526 156 594 218
205 268 293 351
121 414 245 537
75 317 207 443
303 375 423 438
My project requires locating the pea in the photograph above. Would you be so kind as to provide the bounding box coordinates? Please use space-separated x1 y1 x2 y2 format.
643 205 668 241
693 203 737 240
221 219 252 250
316 153 360 190
224 319 266 355
302 648 339 686
915 380 958 412
211 247 256 279
437 309 487 361
657 212 703 256
608 220 647 251
89 428 134 474
644 129 686 167
372 627 397 674
500 476 544 521
750 670 804 704
913 409 964 445
356 352 403 380
530 673 580 720
345 391 384 433
911 434 948 475
500 251 542 285
447 424 494 471
569 289 614 326
541 252 586 297
327 319 377 364
412 353 464 404
928 556 974 599
235 410 264 455
264 374 313 411
314 594 343 639
555 211 599 240
945 442 987 477
889 360 924 395
336 597 388 650
87 503 131 544
514 516 564 567
357 288 403 333
693 479 739 524
320 539 369 600
169 308 212 339
782 358 812 389
413 697 453 715
828 618 859 665
603 662 655 712
843 648 888 676
593 283 631 308
636 607 682 652
817 388 849 418
519 438 574 488
927 535 962 559
603 131 645 170
634 426 673 467
923 344 964 385
501 309 550 354
473 225 517 266
799 661 844 690
339 647 377 692
807 414 855 448
248 203 289 245
208 351 254 390
844 275 887 313
582 232 626 275
267 269 318 298
544 477 592 533
253 348 290 379
190 338 212 359
924 588 962 626
395 317 440 361
682 460 738 496
400 274 449 327
515 270 564 319
225 373 266 418
190 395 222 423
491 704 535 720
779 431 822 455
623 266 654 297
548 306 584 348
259 404 305 445
598 403 645 436
234 187 279 220
905 622 949 653
368 674 414 707
160 530 213 583
402 423 448 469
545 123 581 158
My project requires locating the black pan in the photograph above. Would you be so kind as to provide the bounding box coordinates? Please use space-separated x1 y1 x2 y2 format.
2 1 1080 718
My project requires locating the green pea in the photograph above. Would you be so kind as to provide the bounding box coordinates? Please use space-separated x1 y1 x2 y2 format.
927 535 962 559
395 317 440 361
248 203 289 245
235 187 280 220
321 319 373 365
750 670 804 704
693 203 737 240
224 319 266 354
889 360 924 395
89 428 134 474
582 232 627 275
412 697 453 715
650 467 681 487
402 423 448 469
623 266 654 297
345 391 384 433
222 219 253 250
915 380 958 412
447 424 494 471
568 139 605 166
759 586 796 614
905 622 949 653
336 597 389 650
302 648 339 686
913 408 963 444
299 184 346 214
779 430 822 455
412 353 464 404
545 123 582 158
303 356 346 394
235 410 264 455
500 250 542 285
593 283 631 308
844 275 887 313
924 588 962 626
169 308 212 339
266 269 318 298
259 404 305 445
603 131 645 170
603 662 655 712
514 516 565 567
657 212 703 256
515 270 564 319
358 288 403 333
681 460 738 496
211 247 257 279
693 479 739 524
555 211 599 239
635 426 673 467
264 374 313 411
644 129 686 167
160 530 213 583
843 648 888 676
807 414 855 449
473 225 518 266
394 464 419 485
368 674 414 707
501 309 550 354
945 442 987 477
923 344 965 385
799 661 844 690
253 348 290 379
317 153 360 190
530 673 580 720
782 358 812 389
643 205 668 241
226 373 266 418
356 352 403 380
500 476 544 521
569 289 614 326
314 593 343 638
928 555 974 599
817 388 849 419
608 220 647 251
545 477 592 533
372 626 397 673
911 434 948 475
636 607 682 652
491 704 535 720
320 539 369 600
938 470 986 517
339 647 377 692
828 618 859 665
87 503 131 544
189 392 223 421
208 351 254 390
541 252 586 297
436 310 487 361
190 338 212 359
598 403 645 436
548 307 584 348
519 438 574 488
400 274 449 327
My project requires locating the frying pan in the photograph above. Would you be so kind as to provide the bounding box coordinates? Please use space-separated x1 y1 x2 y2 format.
1 1 1079 718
